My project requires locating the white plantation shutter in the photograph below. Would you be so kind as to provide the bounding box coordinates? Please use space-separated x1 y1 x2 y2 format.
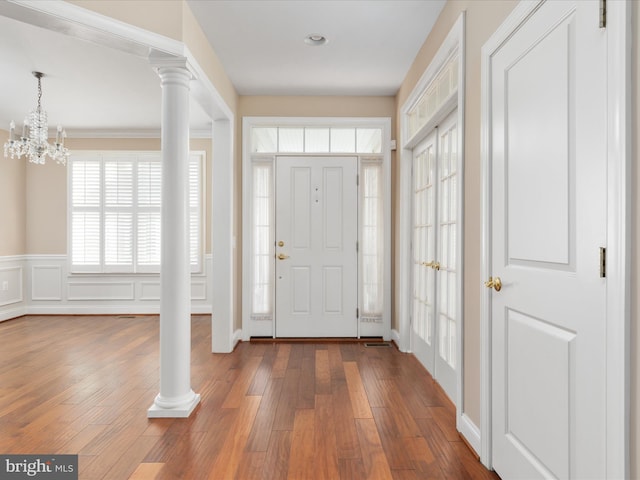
69 151 204 273
104 159 134 271
137 158 162 272
71 159 101 269
72 211 100 267
189 154 202 271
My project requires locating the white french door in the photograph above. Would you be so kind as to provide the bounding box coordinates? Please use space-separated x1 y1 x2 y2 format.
275 156 358 337
487 1 608 478
411 110 458 401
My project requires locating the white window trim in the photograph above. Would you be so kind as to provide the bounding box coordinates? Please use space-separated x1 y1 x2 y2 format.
242 117 392 341
399 12 467 448
67 150 205 275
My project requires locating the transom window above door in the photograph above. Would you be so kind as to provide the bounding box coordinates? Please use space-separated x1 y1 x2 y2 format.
251 126 382 154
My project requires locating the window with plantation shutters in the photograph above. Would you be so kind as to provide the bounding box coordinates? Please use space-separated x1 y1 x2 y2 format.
69 151 204 273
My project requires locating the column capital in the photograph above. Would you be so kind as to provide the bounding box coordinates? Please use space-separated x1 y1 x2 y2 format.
148 49 197 80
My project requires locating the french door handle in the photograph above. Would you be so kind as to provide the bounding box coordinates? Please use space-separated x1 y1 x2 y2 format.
484 276 502 292
277 253 290 260
422 261 441 271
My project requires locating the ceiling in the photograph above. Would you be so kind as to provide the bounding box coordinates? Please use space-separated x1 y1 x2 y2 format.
186 0 446 96
0 1 445 135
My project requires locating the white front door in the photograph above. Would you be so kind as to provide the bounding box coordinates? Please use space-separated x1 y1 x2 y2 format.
488 1 607 478
411 110 459 401
275 156 358 337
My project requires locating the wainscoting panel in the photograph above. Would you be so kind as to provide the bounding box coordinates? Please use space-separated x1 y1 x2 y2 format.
67 281 136 301
0 255 213 320
31 265 63 301
0 256 26 322
0 265 23 307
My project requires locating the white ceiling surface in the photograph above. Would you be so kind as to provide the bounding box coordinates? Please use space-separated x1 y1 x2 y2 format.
187 0 446 96
0 14 210 135
0 1 445 134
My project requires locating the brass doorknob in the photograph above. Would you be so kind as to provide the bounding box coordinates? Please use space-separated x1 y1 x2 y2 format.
277 253 289 260
484 276 502 292
421 261 440 270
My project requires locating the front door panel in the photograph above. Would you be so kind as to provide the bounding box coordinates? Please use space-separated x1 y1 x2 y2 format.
275 156 358 337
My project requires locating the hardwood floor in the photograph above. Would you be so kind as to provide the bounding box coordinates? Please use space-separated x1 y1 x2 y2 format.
0 315 499 479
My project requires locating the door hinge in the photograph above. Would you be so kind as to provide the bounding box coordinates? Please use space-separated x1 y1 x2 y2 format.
356 174 359 186
599 247 606 278
356 241 359 252
599 0 606 28
356 308 359 319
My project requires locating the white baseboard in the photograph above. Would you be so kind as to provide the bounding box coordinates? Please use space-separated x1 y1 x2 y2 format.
458 413 481 457
25 305 212 316
0 306 27 323
390 328 400 344
232 329 243 348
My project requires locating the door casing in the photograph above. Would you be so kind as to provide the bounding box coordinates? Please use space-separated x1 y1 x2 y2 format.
399 12 468 448
241 117 392 341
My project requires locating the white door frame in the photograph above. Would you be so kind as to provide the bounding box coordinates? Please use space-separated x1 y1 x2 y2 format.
398 12 469 446
479 1 631 475
241 116 392 341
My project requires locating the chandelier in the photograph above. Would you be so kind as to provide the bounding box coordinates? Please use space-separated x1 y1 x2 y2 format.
4 71 69 165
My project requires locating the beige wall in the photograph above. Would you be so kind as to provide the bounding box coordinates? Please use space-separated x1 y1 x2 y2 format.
181 3 238 115
70 0 238 115
25 137 212 255
68 1 183 41
396 0 518 427
0 129 26 256
239 95 396 122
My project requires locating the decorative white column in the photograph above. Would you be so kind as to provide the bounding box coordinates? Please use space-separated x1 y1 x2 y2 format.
148 56 200 418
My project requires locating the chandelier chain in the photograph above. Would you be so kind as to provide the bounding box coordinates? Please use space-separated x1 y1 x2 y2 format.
37 76 42 113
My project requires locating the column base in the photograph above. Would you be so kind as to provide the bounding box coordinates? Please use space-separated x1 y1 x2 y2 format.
147 392 201 418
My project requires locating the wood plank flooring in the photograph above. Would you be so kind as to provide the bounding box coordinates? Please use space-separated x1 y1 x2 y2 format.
0 315 499 479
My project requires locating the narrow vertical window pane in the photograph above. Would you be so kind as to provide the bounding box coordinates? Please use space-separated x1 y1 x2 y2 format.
361 161 384 316
253 163 273 315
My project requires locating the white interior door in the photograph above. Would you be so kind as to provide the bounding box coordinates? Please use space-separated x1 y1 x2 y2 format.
489 1 607 478
275 156 358 337
411 110 458 401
